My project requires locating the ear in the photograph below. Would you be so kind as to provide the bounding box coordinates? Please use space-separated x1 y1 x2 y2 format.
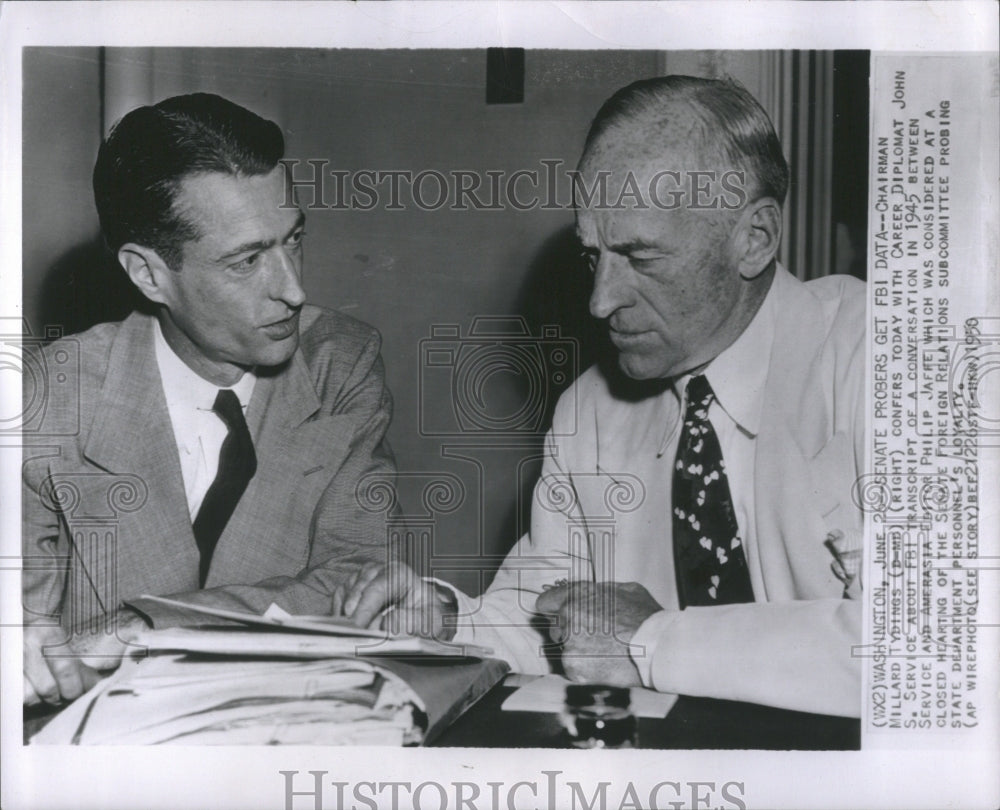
118 244 174 306
733 197 782 280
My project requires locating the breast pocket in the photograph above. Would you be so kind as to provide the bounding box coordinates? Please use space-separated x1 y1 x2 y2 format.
806 432 863 596
806 432 856 523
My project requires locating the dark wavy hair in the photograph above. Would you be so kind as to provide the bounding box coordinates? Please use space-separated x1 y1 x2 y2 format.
93 93 284 269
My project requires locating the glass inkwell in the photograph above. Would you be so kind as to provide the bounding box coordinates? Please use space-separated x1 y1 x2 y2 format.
561 684 637 748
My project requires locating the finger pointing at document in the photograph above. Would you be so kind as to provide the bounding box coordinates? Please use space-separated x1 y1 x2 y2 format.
342 560 458 641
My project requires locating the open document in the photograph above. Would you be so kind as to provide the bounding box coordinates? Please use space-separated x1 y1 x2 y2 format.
128 595 495 658
30 601 508 746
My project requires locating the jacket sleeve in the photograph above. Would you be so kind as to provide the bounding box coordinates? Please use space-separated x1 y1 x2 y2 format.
128 330 397 627
21 446 71 627
20 334 81 630
450 399 583 673
641 598 861 717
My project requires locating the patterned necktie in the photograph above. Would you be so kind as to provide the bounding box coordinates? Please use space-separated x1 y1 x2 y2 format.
192 389 257 587
672 374 754 608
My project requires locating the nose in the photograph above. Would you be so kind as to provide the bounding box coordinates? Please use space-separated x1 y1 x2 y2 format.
271 247 306 308
588 254 628 320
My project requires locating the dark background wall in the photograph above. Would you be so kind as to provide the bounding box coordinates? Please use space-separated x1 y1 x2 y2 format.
22 48 868 592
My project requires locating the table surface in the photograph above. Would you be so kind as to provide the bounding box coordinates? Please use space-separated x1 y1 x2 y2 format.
25 680 860 750
431 682 860 750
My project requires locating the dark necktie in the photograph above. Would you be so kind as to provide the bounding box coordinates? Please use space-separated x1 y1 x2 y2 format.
192 389 257 587
672 374 754 608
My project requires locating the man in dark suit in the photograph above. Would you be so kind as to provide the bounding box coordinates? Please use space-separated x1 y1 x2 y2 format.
21 94 428 705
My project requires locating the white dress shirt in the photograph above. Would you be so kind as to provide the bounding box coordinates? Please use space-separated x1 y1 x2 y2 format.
629 284 776 685
448 267 866 715
153 321 256 520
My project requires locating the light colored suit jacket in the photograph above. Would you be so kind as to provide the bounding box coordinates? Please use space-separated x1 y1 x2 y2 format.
452 267 866 717
22 305 396 630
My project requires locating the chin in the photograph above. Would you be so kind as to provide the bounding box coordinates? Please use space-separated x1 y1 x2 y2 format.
256 337 300 369
617 354 667 381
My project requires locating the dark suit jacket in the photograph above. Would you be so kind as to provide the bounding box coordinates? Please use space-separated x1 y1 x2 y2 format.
22 305 396 630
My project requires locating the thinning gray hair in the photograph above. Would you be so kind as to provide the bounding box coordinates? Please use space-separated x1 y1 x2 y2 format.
583 75 789 206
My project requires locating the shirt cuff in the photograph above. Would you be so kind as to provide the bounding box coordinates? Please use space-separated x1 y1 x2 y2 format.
628 610 674 688
423 576 468 643
123 596 183 630
424 576 463 613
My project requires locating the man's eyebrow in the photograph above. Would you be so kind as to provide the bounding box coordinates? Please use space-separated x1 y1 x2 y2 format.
215 210 306 262
606 239 662 254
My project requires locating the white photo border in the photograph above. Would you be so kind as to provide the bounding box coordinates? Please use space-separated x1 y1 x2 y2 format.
2 4 997 810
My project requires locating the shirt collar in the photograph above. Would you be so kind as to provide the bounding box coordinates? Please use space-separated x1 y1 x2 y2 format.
153 319 256 412
672 276 777 439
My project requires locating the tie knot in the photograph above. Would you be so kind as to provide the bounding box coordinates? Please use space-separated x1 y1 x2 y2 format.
212 389 244 428
684 374 715 417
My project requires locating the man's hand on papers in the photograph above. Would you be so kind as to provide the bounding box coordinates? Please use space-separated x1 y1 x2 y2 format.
535 581 662 687
338 561 458 642
23 624 94 706
22 609 148 706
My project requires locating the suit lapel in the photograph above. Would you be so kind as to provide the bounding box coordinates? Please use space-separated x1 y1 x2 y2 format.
206 350 358 586
79 315 357 595
246 347 321 437
753 269 843 600
82 312 200 593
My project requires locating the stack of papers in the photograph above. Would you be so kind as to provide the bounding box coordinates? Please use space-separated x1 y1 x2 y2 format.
34 654 422 746
31 597 509 746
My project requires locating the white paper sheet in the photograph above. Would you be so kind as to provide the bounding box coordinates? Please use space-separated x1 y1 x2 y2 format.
501 674 678 718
